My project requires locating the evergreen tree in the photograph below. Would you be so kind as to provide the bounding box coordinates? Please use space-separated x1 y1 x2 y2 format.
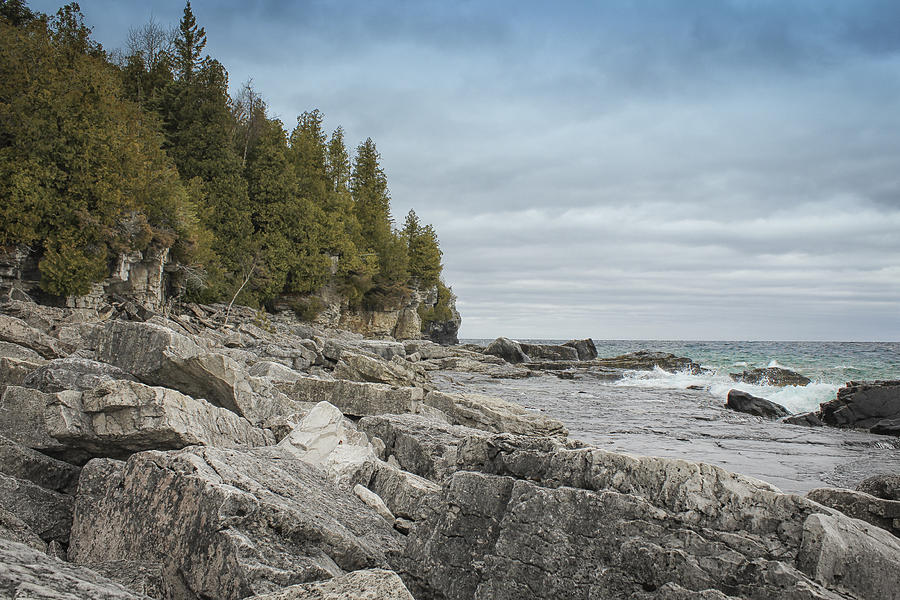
173 1 205 82
403 210 442 288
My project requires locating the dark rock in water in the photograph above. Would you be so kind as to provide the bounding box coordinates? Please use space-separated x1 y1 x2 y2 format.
563 338 598 360
782 411 824 427
595 351 701 374
518 342 578 362
807 487 900 538
729 366 811 387
686 384 708 391
871 418 900 436
857 474 900 501
820 380 900 433
484 337 530 364
725 389 790 418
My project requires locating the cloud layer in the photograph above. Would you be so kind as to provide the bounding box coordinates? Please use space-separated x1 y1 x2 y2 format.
34 0 900 340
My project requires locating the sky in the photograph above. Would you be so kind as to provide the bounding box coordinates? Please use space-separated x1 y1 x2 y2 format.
29 0 900 341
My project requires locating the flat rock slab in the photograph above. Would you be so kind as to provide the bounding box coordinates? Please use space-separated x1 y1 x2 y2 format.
250 569 414 599
594 351 701 374
278 377 424 418
519 342 578 362
0 314 63 359
0 538 151 599
23 357 137 393
69 447 403 600
424 390 567 437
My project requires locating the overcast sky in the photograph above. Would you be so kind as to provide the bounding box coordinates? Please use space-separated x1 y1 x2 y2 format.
31 0 900 340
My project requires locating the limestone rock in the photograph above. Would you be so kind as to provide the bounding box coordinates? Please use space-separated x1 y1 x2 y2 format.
248 360 305 383
334 352 425 387
69 446 402 599
0 386 71 454
820 380 900 433
355 340 407 361
484 337 529 364
0 340 44 362
725 389 791 419
423 390 568 437
94 319 201 381
0 356 41 395
857 474 900 501
249 569 415 600
595 351 702 374
0 472 72 544
84 561 166 599
807 487 900 537
354 484 395 522
0 537 151 599
563 338 598 360
278 377 424 418
0 314 63 359
0 435 80 493
0 505 47 552
367 462 441 522
23 357 137 393
519 342 578 362
730 366 811 387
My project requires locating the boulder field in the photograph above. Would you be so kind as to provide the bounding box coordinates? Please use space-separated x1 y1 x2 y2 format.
1 298 899 599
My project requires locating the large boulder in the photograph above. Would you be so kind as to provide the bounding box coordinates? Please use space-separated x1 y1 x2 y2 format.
857 474 900 501
595 351 701 374
807 487 900 538
334 352 426 387
0 505 47 552
0 340 45 362
0 356 41 395
400 442 900 600
23 356 137 393
0 538 151 599
0 382 272 462
0 435 80 494
820 380 900 433
423 390 568 437
725 389 791 419
69 447 402 599
0 472 72 544
484 337 529 364
563 338 598 361
519 342 578 362
277 377 424 418
249 569 414 599
0 314 63 359
730 366 811 387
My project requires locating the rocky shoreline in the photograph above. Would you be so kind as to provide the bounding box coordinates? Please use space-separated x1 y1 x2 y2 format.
1 299 900 599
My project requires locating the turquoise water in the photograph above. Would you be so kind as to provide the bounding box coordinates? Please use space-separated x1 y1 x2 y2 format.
464 339 900 413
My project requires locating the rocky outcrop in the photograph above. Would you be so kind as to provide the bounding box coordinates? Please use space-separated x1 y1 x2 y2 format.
0 435 80 494
820 380 900 434
69 447 403 600
730 366 811 387
250 568 415 600
23 357 137 393
484 337 529 364
0 537 152 599
595 350 702 374
334 352 427 387
400 442 900 600
857 474 900 500
423 390 567 437
278 377 424 418
519 342 578 362
807 487 900 538
725 389 791 419
563 338 598 360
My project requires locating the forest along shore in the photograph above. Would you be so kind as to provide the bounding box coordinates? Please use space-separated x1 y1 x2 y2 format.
2 301 900 599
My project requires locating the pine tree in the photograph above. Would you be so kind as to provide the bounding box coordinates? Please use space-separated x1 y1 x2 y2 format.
403 210 443 288
173 1 205 82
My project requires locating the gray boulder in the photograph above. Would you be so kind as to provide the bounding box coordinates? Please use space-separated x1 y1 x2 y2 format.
0 435 80 494
595 351 702 374
0 356 41 395
0 314 63 359
725 389 791 419
563 338 598 360
0 340 44 361
0 505 47 552
782 411 824 427
807 487 900 538
248 360 305 383
250 569 414 599
820 380 900 432
278 377 424 418
730 366 811 387
519 342 578 362
423 390 568 437
0 538 151 599
0 472 72 544
857 474 900 501
334 352 426 387
23 357 137 393
484 337 530 364
69 446 402 599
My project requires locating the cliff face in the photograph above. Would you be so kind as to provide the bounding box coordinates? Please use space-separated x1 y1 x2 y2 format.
0 246 461 344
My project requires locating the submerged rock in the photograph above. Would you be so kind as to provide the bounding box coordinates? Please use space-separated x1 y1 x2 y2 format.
725 389 791 419
730 366 811 387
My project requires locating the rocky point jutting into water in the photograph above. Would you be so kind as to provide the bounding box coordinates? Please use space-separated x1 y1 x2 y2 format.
2 280 900 598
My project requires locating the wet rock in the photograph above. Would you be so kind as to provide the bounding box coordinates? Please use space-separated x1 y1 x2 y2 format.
250 568 415 600
595 351 701 374
0 472 72 544
519 342 578 362
730 366 811 387
871 418 900 436
857 474 900 501
820 380 900 432
484 337 530 364
807 487 900 538
0 314 63 359
563 338 598 360
0 538 150 599
782 411 824 427
69 446 402 599
423 390 568 437
725 389 791 419
23 357 137 393
278 377 424 418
